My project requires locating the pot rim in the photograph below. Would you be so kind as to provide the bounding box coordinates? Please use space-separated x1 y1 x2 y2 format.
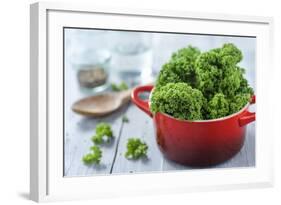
148 89 251 123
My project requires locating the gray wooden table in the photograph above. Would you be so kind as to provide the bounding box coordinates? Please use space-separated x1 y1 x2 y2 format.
64 65 255 177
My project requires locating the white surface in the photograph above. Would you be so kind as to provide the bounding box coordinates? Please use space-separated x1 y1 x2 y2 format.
45 5 271 202
0 0 280 205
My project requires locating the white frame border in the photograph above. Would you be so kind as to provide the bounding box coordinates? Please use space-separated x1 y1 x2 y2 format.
30 2 274 202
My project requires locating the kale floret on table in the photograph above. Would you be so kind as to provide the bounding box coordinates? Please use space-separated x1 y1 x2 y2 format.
82 145 102 165
91 122 113 144
125 138 148 160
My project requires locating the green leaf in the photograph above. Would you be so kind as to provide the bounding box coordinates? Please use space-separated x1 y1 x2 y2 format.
152 43 253 120
151 83 204 120
91 122 113 144
125 138 148 160
82 145 102 165
91 134 103 144
111 81 129 92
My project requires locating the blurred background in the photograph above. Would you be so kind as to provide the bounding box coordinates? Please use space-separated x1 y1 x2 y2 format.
64 28 256 94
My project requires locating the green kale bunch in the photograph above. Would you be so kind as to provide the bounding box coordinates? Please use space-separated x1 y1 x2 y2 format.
152 43 254 120
151 82 205 120
195 43 253 118
196 44 250 98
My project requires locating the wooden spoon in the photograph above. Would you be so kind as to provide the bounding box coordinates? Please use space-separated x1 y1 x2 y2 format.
72 89 132 117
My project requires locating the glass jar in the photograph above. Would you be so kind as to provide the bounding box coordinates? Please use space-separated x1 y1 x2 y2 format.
109 31 154 86
68 29 111 93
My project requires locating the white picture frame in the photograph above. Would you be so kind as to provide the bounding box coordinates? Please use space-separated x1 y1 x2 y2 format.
30 2 274 202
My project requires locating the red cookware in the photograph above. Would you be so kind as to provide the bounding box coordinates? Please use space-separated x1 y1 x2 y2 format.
131 85 255 166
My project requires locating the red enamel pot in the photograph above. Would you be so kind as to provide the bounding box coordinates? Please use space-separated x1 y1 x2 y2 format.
131 85 256 167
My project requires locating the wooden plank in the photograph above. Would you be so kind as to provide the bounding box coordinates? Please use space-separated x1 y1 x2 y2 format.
64 107 127 177
111 103 164 174
243 122 255 166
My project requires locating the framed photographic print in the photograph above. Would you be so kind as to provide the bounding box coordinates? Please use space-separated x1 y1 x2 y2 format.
30 2 274 202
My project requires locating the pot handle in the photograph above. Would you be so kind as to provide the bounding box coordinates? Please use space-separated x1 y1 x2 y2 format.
238 95 256 127
131 85 154 118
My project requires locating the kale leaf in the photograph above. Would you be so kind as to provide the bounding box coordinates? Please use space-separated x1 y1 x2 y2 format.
82 145 102 165
152 43 254 120
91 122 113 144
125 138 148 160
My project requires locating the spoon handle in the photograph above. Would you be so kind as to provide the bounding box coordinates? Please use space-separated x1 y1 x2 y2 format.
119 89 133 104
119 83 153 104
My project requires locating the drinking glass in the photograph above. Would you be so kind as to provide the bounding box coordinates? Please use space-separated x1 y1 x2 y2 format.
109 31 153 86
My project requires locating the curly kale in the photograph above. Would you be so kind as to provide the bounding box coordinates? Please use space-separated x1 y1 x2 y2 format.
151 83 205 120
152 43 254 120
195 43 244 99
82 145 102 165
155 46 201 88
207 93 229 119
125 138 148 160
195 43 252 117
228 93 252 115
91 122 113 144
